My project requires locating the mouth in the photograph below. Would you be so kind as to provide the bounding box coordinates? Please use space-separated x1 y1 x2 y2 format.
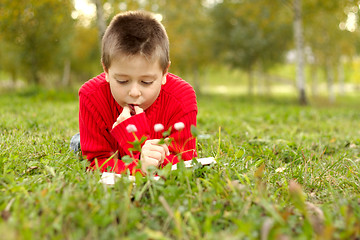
128 104 138 116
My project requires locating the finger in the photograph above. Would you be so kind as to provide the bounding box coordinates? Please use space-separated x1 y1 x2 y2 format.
148 142 169 158
156 140 170 156
147 139 170 156
141 149 159 162
142 145 165 159
158 157 164 166
116 114 129 123
146 139 160 144
142 157 159 166
134 106 144 114
140 157 159 172
117 106 131 122
145 149 164 161
146 142 166 152
121 105 131 116
164 137 171 145
142 140 160 150
161 144 170 156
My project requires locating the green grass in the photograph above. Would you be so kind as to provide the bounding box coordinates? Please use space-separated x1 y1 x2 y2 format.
1 88 360 239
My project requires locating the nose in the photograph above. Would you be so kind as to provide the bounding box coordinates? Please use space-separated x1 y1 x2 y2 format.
129 84 141 98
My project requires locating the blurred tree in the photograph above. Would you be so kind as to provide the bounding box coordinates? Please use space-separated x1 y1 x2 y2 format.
162 0 212 94
0 37 22 84
89 0 212 93
210 0 292 95
303 0 358 103
94 0 106 48
70 25 102 82
73 0 162 82
0 0 74 85
293 0 307 104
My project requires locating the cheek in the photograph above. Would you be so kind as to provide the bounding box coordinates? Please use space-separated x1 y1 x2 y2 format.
148 86 162 100
110 83 126 101
141 87 157 100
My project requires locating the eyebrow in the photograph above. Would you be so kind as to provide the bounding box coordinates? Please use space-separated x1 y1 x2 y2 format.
113 73 157 79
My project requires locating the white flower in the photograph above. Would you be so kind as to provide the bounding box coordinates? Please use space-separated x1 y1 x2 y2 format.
174 122 185 131
126 124 137 133
154 123 164 132
275 167 286 173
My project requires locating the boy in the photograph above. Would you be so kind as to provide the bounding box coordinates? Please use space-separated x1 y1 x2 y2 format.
78 11 197 174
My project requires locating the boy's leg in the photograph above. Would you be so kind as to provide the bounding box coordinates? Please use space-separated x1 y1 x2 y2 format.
70 133 81 153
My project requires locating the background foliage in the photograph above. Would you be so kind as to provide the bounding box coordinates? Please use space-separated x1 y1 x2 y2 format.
1 0 360 100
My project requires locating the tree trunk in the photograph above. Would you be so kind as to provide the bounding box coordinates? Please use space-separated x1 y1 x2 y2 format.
338 58 345 96
310 64 318 97
248 70 254 96
30 55 40 85
31 70 40 85
94 0 106 50
257 71 263 95
62 59 71 87
10 70 17 86
193 66 201 95
294 0 307 105
264 73 271 96
325 62 335 104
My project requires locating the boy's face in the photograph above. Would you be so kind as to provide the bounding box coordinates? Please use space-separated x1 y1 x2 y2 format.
104 54 168 111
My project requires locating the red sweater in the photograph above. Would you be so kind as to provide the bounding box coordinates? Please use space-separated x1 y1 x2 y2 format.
79 72 197 174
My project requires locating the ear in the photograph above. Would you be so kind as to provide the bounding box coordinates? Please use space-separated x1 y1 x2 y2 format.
102 61 110 82
161 61 171 85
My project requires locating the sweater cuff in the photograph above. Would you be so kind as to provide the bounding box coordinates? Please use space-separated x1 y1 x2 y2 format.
110 113 150 155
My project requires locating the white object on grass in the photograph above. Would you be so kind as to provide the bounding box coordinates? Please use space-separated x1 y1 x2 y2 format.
99 173 160 185
171 157 216 170
99 157 216 185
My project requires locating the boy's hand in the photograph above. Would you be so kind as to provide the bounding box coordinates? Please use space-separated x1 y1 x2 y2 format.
112 105 144 129
140 139 170 173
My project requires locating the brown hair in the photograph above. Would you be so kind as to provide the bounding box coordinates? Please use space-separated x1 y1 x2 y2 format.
101 11 169 73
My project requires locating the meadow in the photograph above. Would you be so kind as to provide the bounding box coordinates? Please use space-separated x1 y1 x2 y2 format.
0 88 359 239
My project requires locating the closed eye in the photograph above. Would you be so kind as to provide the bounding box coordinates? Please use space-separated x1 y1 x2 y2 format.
116 80 129 84
141 81 154 85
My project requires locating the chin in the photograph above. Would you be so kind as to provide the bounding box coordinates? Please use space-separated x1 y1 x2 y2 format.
140 105 148 110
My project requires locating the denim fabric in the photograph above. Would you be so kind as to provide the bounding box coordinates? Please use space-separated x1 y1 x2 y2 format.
70 132 81 153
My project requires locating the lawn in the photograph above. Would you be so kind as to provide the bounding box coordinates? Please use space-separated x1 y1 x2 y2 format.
0 88 359 239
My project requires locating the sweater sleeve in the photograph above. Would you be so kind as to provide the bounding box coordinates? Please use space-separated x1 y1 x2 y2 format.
110 112 150 156
160 110 197 167
79 93 141 174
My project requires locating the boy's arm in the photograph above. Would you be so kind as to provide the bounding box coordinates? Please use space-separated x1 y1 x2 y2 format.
79 94 142 174
110 112 150 157
81 92 197 173
110 110 197 170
